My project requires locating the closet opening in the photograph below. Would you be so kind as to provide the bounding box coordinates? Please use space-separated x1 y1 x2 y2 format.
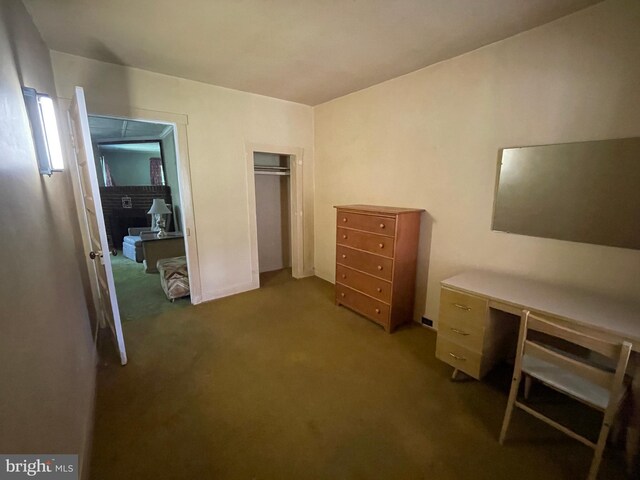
253 152 292 286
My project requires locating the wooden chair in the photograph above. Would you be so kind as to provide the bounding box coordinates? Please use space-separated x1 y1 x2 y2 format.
499 310 632 480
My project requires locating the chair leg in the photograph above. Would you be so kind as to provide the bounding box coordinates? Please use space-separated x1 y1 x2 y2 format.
500 372 522 444
588 419 613 480
524 375 532 400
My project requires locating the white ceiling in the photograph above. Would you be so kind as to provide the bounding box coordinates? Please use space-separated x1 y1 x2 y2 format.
89 116 170 141
25 0 600 105
98 143 161 154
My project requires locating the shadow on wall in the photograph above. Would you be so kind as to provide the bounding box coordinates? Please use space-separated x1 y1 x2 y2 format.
1 0 100 328
74 40 136 116
414 211 434 322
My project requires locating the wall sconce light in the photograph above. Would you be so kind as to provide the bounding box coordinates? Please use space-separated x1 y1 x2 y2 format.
22 87 64 175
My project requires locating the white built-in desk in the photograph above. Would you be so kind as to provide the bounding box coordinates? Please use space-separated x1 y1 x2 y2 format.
441 270 640 351
436 270 640 470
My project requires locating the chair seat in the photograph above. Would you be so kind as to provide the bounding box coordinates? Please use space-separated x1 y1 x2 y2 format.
522 354 611 409
123 235 142 247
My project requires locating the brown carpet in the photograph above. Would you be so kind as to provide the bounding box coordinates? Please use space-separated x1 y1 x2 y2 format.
90 270 628 479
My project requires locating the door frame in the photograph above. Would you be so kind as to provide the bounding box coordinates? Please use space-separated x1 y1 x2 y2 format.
246 142 305 286
60 99 203 305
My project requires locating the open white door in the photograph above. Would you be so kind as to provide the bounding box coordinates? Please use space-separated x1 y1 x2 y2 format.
68 86 127 365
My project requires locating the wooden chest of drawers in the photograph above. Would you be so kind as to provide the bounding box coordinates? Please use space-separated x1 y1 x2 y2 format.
334 205 423 332
435 286 518 379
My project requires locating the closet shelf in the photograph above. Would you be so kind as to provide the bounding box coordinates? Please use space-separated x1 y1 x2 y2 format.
255 170 290 176
254 165 290 176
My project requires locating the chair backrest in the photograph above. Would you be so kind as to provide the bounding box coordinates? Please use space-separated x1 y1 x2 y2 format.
516 310 632 396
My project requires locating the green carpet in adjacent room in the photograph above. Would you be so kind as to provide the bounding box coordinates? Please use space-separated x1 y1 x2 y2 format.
109 251 189 322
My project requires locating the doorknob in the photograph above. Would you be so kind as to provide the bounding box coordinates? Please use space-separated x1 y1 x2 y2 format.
89 250 102 260
110 248 117 256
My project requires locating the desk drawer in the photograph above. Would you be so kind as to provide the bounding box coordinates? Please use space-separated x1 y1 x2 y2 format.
439 288 488 328
438 319 485 353
436 336 483 379
337 211 396 235
336 284 390 327
336 265 391 303
336 246 393 281
337 227 395 258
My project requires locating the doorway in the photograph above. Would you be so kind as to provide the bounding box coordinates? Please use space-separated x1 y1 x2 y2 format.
246 144 305 288
88 116 191 322
254 153 292 285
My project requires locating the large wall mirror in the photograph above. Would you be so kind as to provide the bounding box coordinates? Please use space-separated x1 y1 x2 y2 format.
492 137 640 250
96 140 166 187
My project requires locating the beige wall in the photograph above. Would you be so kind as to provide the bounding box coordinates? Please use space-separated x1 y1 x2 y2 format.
314 0 640 324
0 0 96 475
51 51 315 301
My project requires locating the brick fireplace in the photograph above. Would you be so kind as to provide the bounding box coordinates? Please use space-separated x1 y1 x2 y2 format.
100 186 172 249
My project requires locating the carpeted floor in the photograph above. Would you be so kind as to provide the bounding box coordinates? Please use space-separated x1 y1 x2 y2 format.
109 251 190 323
91 269 628 479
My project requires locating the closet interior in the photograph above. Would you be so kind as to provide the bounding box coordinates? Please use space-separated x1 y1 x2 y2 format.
253 152 292 280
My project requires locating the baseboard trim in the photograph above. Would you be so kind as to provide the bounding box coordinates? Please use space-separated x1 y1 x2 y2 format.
200 280 259 303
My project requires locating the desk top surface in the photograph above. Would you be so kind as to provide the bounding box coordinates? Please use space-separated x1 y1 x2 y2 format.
442 270 640 347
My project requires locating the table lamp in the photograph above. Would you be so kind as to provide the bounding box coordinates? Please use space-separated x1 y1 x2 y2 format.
147 199 171 238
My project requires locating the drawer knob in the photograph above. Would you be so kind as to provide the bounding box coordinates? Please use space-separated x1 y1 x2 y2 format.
340 293 345 298
378 243 384 249
453 303 471 311
342 217 347 222
342 254 346 259
375 308 380 314
341 274 346 279
449 352 466 361
450 328 470 336
376 287 382 292
377 265 383 270
342 234 347 239
379 223 385 229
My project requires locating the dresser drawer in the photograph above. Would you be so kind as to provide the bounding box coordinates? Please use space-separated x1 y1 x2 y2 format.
337 227 395 258
436 336 483 379
336 265 391 303
439 288 488 329
337 211 396 235
336 284 390 327
438 319 485 353
336 246 393 281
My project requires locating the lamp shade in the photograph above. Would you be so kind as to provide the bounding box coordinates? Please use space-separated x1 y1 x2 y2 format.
147 198 171 215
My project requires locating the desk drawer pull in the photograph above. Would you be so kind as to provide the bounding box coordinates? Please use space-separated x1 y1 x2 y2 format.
450 328 470 336
449 353 467 361
453 303 471 311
